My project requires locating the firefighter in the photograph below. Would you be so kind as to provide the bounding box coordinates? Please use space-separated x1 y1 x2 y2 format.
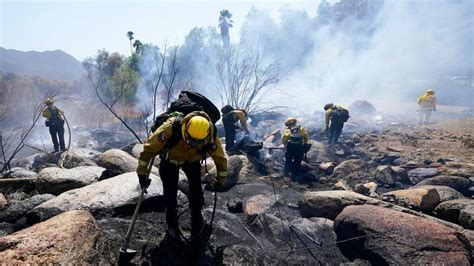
417 89 437 125
324 103 349 146
281 117 309 176
222 107 250 153
136 111 227 242
42 98 66 152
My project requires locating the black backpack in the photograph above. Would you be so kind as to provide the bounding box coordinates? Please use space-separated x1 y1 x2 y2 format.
331 107 350 123
151 91 220 133
221 105 235 115
288 126 303 144
151 91 220 155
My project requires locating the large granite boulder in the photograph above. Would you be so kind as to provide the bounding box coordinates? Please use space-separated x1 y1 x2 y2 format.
0 210 116 264
0 167 37 178
334 205 471 265
59 148 102 168
27 172 163 223
97 149 158 178
416 175 471 196
305 140 330 164
299 190 379 219
407 168 438 184
36 166 105 195
385 187 441 211
243 194 275 217
435 199 474 229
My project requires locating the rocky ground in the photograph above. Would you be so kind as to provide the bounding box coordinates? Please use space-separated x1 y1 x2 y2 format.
0 107 473 265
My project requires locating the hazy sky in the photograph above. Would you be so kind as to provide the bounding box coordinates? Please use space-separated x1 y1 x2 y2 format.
1 0 324 61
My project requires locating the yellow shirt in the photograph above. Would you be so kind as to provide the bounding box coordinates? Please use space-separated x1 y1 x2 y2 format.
137 111 228 181
417 94 437 110
42 106 64 121
281 125 309 146
325 105 348 128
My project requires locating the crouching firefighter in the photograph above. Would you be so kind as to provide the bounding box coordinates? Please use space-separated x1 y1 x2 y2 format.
324 103 349 146
42 98 66 152
221 105 250 153
136 111 228 243
281 118 309 176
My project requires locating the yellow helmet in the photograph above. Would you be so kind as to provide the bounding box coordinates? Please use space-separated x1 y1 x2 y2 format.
285 117 297 126
44 98 54 106
185 116 210 140
426 89 434 94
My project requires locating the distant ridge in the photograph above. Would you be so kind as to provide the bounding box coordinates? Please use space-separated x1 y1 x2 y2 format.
0 47 84 82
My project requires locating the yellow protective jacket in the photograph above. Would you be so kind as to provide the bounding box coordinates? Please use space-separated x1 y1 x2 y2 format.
325 105 348 129
281 125 309 146
417 93 437 110
227 110 249 133
42 106 64 121
137 111 228 183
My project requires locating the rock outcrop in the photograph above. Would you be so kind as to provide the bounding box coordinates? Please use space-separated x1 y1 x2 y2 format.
334 205 472 265
36 166 104 195
0 210 116 264
435 199 474 229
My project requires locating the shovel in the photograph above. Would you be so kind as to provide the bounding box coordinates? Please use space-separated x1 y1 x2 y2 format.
118 157 155 265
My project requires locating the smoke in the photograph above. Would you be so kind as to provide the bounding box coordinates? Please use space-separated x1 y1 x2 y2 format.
275 0 473 111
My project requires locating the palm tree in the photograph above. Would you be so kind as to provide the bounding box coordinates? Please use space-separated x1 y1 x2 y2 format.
133 40 143 54
126 31 134 55
218 10 233 50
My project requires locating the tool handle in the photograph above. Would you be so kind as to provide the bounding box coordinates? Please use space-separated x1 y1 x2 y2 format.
121 188 145 252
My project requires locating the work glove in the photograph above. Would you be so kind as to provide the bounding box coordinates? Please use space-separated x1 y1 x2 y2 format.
138 174 151 193
213 176 226 191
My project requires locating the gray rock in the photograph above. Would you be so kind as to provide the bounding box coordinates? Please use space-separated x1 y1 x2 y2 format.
59 148 101 168
439 162 474 178
331 160 370 185
435 199 474 229
243 194 275 217
420 185 465 202
36 166 104 195
1 167 37 178
27 172 163 223
375 165 405 186
227 198 243 213
334 205 471 265
0 194 55 223
416 175 471 196
306 140 330 164
0 193 6 210
408 168 438 184
131 143 144 159
97 149 158 179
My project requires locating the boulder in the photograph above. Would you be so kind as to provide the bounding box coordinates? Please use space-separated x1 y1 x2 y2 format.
416 176 471 196
36 166 105 195
0 194 55 223
27 172 163 223
319 162 335 175
420 185 464 202
243 194 275 217
227 198 243 213
1 167 37 178
334 205 471 265
205 155 260 189
348 100 377 117
439 162 474 178
435 199 474 229
408 168 438 184
97 149 138 178
305 140 330 164
386 187 440 211
299 190 379 219
97 149 157 178
15 152 62 171
59 148 101 168
374 165 407 186
331 160 370 184
0 193 6 210
131 143 144 159
0 210 116 264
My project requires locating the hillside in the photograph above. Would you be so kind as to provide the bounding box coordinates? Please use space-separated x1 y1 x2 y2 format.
0 48 83 82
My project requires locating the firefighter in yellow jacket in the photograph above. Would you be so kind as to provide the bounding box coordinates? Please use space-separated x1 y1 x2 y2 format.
417 89 437 124
42 98 66 152
281 118 309 176
137 111 227 241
